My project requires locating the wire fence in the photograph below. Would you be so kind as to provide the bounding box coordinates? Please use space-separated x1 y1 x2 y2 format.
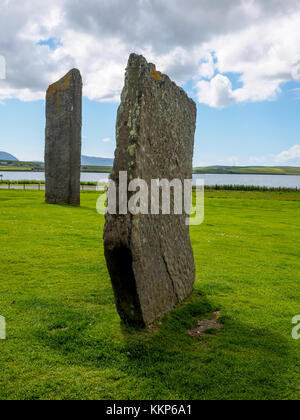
0 183 102 191
0 183 298 192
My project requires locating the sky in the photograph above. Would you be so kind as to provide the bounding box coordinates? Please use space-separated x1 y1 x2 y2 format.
0 0 300 167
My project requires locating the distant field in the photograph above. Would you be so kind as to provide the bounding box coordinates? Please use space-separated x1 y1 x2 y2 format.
0 161 111 173
194 166 300 175
0 166 33 171
1 161 300 175
0 161 43 172
81 166 112 173
0 189 300 399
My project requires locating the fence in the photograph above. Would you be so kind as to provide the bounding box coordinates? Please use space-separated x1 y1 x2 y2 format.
0 183 298 193
0 183 45 190
0 184 101 191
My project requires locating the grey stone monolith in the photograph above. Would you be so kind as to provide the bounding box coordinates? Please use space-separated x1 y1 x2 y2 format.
45 69 82 205
104 54 197 326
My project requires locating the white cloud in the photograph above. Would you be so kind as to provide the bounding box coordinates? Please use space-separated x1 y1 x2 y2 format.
247 145 300 166
275 145 300 163
1 0 300 106
196 145 300 167
197 74 234 108
291 59 300 81
0 55 6 80
197 53 216 80
101 137 111 143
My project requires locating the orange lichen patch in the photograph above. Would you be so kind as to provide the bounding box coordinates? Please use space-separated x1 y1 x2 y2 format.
47 81 59 97
46 81 60 115
47 71 73 115
61 71 72 90
150 65 164 85
150 69 160 84
47 71 72 97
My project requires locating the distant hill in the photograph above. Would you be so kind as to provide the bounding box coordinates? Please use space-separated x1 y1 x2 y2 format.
1 156 299 176
81 155 114 167
193 165 300 175
0 152 18 161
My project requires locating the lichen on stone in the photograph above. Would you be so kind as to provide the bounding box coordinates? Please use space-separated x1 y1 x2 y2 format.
45 68 82 206
104 54 196 327
149 64 165 86
128 144 136 157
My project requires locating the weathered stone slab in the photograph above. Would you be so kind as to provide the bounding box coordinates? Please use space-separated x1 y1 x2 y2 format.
104 54 197 326
45 69 82 205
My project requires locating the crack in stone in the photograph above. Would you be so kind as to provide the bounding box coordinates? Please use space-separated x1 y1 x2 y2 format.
161 249 180 303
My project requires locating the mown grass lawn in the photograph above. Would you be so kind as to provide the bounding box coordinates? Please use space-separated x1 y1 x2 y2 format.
0 189 300 400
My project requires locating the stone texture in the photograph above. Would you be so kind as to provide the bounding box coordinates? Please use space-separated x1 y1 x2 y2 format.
45 69 82 205
104 54 197 326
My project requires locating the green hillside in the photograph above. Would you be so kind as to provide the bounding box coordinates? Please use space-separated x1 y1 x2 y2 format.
193 166 300 175
0 161 44 172
1 161 300 175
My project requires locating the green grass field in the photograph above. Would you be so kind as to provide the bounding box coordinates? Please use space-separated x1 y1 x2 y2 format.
0 166 33 171
0 190 300 400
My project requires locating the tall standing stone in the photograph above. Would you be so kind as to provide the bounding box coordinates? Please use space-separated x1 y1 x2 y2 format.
45 69 82 205
104 54 197 326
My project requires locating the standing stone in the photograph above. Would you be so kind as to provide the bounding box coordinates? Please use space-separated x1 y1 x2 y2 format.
45 69 82 205
104 54 197 326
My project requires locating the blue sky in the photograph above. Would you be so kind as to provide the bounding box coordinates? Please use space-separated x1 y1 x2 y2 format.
0 80 299 166
1 0 300 166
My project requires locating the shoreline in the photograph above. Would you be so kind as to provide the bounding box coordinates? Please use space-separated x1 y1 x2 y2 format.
1 169 300 176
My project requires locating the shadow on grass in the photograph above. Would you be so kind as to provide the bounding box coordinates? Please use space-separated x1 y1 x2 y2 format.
43 202 94 212
25 290 291 399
